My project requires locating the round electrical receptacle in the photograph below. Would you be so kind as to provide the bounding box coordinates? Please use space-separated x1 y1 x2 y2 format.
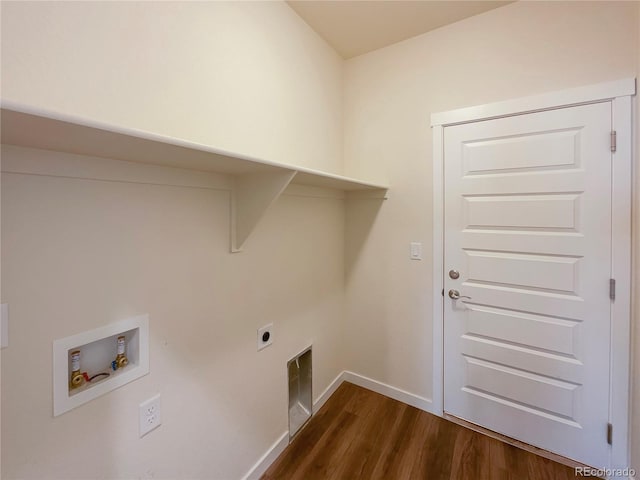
262 331 270 342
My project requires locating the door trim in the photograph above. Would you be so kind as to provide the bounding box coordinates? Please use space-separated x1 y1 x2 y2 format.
431 77 635 127
430 78 635 470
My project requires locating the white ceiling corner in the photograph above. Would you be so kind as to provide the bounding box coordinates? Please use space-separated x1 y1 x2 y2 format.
287 0 513 59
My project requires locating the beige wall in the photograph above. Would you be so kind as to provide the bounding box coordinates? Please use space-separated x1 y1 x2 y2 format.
0 1 347 479
1 146 347 479
343 0 639 467
2 0 640 477
0 1 343 174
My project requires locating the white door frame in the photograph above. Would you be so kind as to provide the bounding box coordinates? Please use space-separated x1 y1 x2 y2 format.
430 78 635 470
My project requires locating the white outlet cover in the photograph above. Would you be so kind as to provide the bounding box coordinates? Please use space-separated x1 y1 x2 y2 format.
257 323 273 351
139 394 162 437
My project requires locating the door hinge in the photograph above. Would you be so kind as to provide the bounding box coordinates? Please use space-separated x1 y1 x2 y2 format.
609 278 616 301
611 131 617 153
607 423 613 445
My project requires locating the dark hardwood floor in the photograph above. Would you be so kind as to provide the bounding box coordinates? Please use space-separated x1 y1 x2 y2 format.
262 382 580 480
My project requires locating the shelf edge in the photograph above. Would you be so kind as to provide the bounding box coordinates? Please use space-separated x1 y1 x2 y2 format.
1 100 388 190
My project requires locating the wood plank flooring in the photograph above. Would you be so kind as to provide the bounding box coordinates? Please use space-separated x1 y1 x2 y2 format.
262 382 581 480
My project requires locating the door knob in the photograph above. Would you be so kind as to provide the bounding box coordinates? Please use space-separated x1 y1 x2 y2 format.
448 289 471 300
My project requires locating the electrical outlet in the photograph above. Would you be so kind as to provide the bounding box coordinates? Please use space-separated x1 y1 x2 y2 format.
257 323 273 351
139 394 162 437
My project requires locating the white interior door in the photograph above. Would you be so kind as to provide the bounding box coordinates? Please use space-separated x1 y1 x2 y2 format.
443 102 612 468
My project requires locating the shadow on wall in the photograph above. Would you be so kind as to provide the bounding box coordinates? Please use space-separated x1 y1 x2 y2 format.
344 196 386 282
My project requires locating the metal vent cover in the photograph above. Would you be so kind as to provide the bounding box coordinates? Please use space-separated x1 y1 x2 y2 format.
288 346 312 439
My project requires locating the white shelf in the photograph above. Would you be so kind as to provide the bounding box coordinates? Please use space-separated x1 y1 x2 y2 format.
1 102 388 250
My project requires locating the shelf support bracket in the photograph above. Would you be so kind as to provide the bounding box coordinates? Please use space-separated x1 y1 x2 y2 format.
231 170 297 252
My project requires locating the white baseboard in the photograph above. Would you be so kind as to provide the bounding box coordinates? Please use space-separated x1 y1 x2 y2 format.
342 371 433 413
242 370 433 479
313 370 434 415
241 372 345 480
241 431 288 480
313 371 346 413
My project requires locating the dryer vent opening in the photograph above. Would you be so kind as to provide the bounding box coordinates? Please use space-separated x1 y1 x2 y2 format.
288 346 312 439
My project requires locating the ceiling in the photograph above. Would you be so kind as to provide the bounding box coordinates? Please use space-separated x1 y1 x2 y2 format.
287 1 512 59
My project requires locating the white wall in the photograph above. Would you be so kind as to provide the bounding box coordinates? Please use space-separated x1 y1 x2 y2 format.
3 0 640 477
0 2 347 479
343 0 639 467
1 146 347 479
0 1 343 174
